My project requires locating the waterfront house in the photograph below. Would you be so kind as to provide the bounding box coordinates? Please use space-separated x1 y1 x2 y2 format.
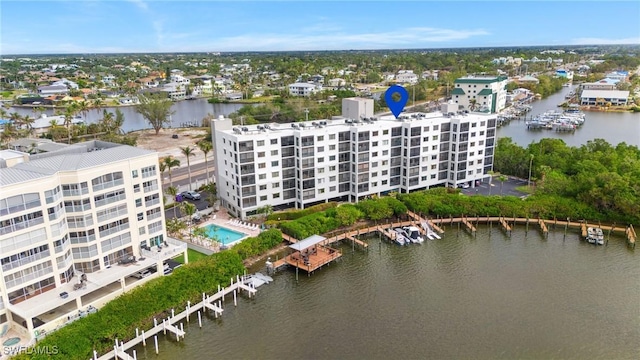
396 70 418 85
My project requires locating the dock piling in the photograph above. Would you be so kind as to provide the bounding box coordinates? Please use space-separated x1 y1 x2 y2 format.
198 311 202 328
154 335 158 354
142 330 146 346
133 350 137 360
233 289 237 306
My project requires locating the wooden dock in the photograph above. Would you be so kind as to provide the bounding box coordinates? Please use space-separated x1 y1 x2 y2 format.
96 275 259 360
461 216 476 233
538 218 548 235
407 211 444 233
499 217 512 232
626 225 636 248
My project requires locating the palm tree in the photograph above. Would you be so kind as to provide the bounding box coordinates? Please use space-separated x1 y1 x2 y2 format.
21 115 35 137
498 175 508 196
181 201 197 240
180 146 196 190
197 140 213 183
166 186 179 218
163 156 181 186
166 217 187 239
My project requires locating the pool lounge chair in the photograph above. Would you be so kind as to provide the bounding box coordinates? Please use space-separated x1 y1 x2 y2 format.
0 323 8 337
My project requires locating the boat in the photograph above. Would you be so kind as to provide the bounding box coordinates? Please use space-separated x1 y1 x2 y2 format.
392 228 408 246
401 226 424 243
595 228 605 245
586 227 597 244
243 272 274 288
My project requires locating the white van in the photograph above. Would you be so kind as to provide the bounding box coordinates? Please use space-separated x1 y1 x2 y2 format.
133 269 152 279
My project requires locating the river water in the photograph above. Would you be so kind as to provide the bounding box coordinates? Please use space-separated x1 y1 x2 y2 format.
132 227 639 360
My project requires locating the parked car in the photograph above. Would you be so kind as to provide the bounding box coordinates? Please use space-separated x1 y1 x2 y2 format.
133 269 152 279
181 191 201 200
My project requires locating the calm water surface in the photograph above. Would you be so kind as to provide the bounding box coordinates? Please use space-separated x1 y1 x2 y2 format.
497 85 639 147
133 227 639 360
9 87 639 145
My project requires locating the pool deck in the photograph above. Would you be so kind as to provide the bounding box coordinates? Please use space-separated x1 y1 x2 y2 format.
185 208 261 251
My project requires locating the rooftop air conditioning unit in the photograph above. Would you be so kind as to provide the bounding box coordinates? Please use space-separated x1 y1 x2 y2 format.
319 121 327 125
241 127 249 132
264 125 271 129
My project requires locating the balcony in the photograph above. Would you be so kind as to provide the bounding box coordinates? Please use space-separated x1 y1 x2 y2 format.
2 249 51 272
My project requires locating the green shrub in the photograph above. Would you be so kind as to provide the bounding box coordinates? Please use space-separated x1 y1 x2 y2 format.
230 228 283 259
266 202 337 221
18 251 245 360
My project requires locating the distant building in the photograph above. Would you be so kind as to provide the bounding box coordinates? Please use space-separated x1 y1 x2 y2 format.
581 78 619 91
451 75 508 113
604 71 628 82
288 83 321 97
37 85 68 96
396 70 418 84
580 90 629 106
555 69 574 80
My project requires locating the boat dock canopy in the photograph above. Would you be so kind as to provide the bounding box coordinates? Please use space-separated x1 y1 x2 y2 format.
289 235 327 251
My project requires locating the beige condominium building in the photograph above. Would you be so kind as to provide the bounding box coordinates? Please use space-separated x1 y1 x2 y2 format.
0 140 187 343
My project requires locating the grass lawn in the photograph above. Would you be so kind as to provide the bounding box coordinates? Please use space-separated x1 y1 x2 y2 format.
173 248 209 264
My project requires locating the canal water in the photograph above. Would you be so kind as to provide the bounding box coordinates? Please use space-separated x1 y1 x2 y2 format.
132 227 639 360
8 85 639 146
7 99 246 133
497 84 640 147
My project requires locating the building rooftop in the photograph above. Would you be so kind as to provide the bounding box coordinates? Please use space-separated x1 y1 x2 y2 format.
580 89 630 98
455 75 508 84
0 140 156 186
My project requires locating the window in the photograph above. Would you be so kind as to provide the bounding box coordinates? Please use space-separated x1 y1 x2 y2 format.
383 129 389 135
257 140 265 146
272 171 279 178
270 139 278 145
317 135 324 141
329 134 336 140
273 193 280 199
260 185 267 190
318 146 324 152
318 168 325 174
258 163 266 169
271 150 278 156
137 213 143 221
260 195 267 201
272 183 280 188
259 174 266 180
329 166 336 171
133 184 140 193
258 152 265 158
132 170 138 178
318 157 324 163
329 144 336 150
271 161 279 166
139 227 145 235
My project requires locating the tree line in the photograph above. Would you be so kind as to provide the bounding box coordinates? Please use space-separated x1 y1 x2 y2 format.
495 137 640 224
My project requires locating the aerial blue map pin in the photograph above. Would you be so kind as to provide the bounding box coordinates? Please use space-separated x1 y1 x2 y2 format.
385 85 409 119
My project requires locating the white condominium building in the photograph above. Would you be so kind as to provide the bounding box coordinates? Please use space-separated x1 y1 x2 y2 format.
451 75 508 113
212 103 497 219
0 140 187 343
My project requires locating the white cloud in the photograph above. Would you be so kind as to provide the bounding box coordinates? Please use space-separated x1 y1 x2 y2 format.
195 27 491 52
127 0 149 12
571 37 640 45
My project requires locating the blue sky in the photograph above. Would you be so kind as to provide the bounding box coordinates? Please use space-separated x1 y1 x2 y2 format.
1 1 639 54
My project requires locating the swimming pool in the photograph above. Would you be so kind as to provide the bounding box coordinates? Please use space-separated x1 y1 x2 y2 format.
200 224 247 245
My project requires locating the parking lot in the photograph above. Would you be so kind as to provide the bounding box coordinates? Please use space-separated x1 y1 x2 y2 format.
459 176 530 198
